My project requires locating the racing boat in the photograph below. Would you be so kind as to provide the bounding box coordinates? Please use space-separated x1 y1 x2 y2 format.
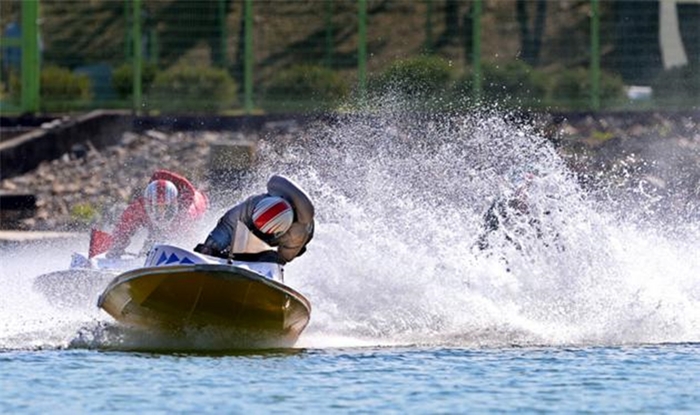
97 244 312 344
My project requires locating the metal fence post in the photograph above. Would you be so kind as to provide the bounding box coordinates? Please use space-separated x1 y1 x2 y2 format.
132 0 142 114
358 0 367 99
472 0 482 102
590 0 601 110
21 0 40 113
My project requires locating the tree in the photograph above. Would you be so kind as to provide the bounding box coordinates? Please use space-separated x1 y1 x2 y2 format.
434 0 462 49
611 0 661 84
516 0 547 66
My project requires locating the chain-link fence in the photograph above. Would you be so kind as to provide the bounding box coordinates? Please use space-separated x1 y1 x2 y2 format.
1 0 699 115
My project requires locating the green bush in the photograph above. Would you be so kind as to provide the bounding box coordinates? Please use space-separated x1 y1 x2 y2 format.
112 63 158 98
10 65 92 101
651 64 700 102
42 66 92 100
550 67 626 105
454 60 547 105
264 64 348 110
483 61 547 102
70 203 97 225
599 71 627 102
41 66 92 100
371 55 454 97
149 65 237 112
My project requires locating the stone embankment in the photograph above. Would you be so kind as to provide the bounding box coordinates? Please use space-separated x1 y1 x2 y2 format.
1 129 227 231
1 112 698 231
553 112 700 221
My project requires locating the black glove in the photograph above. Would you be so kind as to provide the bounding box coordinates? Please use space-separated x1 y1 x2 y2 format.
194 243 213 255
194 243 230 259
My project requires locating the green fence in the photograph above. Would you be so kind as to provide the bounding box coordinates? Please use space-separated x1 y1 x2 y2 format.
1 0 699 115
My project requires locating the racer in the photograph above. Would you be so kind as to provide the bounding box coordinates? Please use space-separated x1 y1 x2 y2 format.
475 166 547 252
194 174 314 265
105 169 209 258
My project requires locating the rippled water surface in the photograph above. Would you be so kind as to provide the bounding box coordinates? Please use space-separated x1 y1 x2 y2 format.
2 345 700 413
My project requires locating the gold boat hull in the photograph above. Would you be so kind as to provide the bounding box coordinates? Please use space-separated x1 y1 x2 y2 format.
97 264 311 343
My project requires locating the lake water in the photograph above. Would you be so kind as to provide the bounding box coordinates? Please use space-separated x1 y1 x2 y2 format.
2 343 700 413
2 110 699 412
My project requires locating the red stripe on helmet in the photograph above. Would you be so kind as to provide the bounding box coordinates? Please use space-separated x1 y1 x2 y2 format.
254 200 290 231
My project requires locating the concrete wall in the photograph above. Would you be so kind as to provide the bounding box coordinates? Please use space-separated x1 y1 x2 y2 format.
0 110 133 180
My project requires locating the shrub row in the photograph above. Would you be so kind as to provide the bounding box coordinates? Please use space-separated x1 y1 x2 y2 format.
9 66 92 101
112 63 237 112
7 57 696 112
372 56 628 108
265 56 696 109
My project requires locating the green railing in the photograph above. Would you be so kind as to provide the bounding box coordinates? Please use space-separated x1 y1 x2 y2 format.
1 0 698 115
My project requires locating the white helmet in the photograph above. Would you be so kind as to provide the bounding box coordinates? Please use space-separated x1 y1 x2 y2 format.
143 179 179 227
252 196 294 235
506 165 538 193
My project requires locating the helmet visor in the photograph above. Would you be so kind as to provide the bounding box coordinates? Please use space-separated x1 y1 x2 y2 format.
147 202 178 226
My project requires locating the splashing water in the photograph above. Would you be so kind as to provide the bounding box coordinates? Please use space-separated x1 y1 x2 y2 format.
0 238 106 350
251 104 700 348
1 104 699 351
